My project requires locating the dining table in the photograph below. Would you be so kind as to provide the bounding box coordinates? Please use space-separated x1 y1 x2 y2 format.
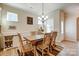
23 34 44 56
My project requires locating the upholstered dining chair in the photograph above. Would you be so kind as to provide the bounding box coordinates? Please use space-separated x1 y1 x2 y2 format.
18 33 34 56
36 33 51 56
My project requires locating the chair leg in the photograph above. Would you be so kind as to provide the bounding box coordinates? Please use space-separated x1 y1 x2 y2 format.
17 49 20 56
17 49 23 56
42 49 44 56
46 46 49 51
49 45 54 53
21 51 26 56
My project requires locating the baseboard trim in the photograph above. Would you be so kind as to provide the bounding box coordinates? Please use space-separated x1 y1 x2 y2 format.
61 40 77 43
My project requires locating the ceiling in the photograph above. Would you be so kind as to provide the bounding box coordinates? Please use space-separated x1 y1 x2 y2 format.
4 3 67 15
63 4 79 15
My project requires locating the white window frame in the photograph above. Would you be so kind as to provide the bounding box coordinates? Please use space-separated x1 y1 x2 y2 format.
38 18 53 33
61 21 64 34
7 11 18 22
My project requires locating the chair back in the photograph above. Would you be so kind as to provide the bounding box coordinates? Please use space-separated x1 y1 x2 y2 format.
18 33 26 54
18 33 33 56
43 33 51 46
50 31 57 46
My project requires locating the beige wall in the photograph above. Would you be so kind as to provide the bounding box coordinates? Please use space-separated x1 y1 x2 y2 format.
1 4 39 36
0 4 2 25
0 4 2 33
62 4 79 42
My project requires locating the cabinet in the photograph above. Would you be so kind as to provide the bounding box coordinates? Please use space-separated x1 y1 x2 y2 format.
0 25 1 33
4 35 13 48
4 34 18 48
0 34 18 49
0 33 4 50
0 34 13 49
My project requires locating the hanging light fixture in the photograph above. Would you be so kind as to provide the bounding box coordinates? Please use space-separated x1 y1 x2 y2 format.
38 3 48 33
38 3 48 23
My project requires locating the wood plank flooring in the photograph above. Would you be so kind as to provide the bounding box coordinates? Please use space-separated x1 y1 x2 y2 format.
0 40 79 56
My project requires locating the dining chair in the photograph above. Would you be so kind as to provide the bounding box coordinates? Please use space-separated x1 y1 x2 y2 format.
49 31 58 53
50 32 64 53
17 33 34 56
50 31 57 48
51 32 57 47
36 33 51 56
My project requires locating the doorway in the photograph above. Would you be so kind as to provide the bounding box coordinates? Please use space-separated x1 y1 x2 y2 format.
77 17 79 41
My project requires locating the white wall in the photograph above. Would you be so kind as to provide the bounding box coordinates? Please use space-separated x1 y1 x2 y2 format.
53 10 65 42
0 8 1 25
47 9 65 42
1 4 39 36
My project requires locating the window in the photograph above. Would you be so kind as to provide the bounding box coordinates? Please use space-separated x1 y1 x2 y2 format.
7 11 18 22
61 21 64 34
46 24 52 33
45 19 53 33
38 19 53 33
38 19 42 25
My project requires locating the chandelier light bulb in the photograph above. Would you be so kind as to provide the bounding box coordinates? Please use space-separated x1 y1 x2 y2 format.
46 16 48 19
38 3 48 23
42 15 44 18
38 17 41 20
44 18 46 20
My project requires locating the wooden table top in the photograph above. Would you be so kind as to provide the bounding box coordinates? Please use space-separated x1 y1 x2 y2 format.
24 34 44 46
24 34 44 41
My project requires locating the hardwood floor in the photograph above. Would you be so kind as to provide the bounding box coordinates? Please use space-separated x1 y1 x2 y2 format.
58 40 78 56
0 40 79 56
0 47 18 56
76 42 79 56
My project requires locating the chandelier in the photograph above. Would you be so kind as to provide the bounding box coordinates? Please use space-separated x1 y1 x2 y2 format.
38 3 48 23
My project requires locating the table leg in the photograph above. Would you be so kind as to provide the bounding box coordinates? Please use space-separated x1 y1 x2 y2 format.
34 46 36 56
